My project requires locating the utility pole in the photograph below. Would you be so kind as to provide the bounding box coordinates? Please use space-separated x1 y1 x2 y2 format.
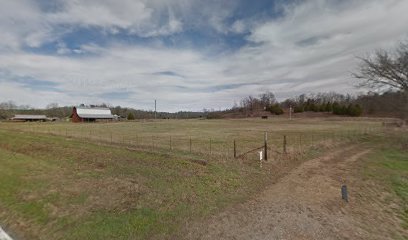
154 99 157 120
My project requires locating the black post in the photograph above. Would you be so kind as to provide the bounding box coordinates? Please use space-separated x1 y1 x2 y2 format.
189 137 192 153
233 140 236 158
264 132 268 161
170 136 172 150
283 135 287 154
341 185 348 202
210 138 212 155
299 134 302 153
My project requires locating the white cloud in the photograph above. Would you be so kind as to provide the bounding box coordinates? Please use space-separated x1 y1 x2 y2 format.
47 0 153 33
0 0 408 111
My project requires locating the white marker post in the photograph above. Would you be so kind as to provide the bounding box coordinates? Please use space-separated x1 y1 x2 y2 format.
289 105 292 120
259 151 263 168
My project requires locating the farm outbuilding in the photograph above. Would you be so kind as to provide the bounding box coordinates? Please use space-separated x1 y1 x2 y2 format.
12 115 48 122
71 106 114 123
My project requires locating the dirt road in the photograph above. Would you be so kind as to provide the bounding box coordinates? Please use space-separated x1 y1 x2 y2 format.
184 145 406 240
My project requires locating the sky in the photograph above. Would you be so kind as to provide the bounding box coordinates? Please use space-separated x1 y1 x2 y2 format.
0 0 408 111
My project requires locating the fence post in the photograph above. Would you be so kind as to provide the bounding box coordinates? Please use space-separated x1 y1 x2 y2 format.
283 135 287 154
264 132 268 161
233 139 236 158
189 137 192 153
299 134 302 153
169 136 172 150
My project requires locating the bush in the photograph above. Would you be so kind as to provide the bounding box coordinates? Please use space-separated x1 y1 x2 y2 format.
207 112 223 119
332 102 341 114
310 103 319 112
347 104 363 116
294 105 304 113
127 112 135 120
319 104 326 112
325 102 333 112
268 104 284 115
333 103 363 116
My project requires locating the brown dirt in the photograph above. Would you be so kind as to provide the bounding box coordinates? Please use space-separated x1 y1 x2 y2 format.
183 145 406 240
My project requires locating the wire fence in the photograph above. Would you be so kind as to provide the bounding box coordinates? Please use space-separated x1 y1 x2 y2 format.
0 122 388 162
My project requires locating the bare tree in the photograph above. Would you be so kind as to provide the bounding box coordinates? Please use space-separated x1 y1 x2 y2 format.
353 42 408 92
259 91 276 107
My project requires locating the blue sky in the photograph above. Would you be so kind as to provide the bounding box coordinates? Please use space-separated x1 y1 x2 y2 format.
0 0 408 111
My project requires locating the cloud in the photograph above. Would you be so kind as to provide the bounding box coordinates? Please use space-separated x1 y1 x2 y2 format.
0 0 241 51
0 0 408 111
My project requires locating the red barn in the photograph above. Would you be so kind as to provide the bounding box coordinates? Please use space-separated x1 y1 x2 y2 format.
71 106 114 123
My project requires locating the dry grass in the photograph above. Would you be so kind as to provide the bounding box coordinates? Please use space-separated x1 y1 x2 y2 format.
0 117 383 159
0 118 392 239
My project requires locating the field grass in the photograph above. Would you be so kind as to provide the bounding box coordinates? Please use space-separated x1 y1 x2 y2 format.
359 133 408 233
0 128 273 239
0 118 404 239
0 117 383 159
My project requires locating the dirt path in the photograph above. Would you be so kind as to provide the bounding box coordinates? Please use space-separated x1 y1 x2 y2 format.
184 145 404 240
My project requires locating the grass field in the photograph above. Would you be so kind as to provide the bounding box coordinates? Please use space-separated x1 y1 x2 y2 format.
0 118 406 239
0 117 383 159
358 133 408 234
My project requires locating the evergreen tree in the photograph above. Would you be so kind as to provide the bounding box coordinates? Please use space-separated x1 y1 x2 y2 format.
325 102 333 112
269 104 284 115
332 102 341 115
127 112 135 120
294 105 304 113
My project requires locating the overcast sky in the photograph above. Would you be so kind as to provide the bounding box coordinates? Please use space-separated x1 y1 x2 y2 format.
0 0 407 111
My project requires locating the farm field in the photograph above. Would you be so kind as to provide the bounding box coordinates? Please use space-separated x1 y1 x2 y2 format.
0 118 406 239
0 117 383 159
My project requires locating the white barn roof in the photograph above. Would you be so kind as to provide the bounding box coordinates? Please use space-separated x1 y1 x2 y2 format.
13 115 47 120
76 107 114 119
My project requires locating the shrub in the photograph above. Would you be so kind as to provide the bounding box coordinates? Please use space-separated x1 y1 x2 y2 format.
348 104 363 116
332 102 341 114
325 102 333 112
294 105 304 113
127 112 135 120
268 104 284 115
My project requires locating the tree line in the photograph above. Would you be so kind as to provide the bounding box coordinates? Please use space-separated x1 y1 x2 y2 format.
0 90 404 120
0 102 205 120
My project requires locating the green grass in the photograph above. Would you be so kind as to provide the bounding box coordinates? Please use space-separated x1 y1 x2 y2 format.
0 128 271 239
0 118 400 239
361 135 408 232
